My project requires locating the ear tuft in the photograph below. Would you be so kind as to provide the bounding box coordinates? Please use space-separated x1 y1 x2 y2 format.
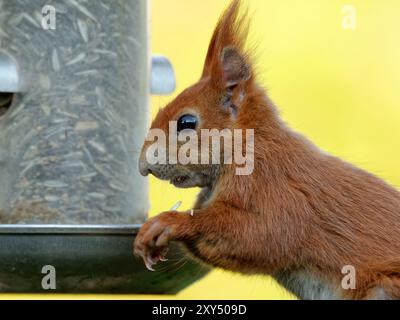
221 47 251 88
201 0 251 80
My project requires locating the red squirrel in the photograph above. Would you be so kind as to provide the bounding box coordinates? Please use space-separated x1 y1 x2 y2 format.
134 0 400 299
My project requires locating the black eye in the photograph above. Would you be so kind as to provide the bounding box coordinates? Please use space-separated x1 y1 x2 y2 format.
177 114 198 132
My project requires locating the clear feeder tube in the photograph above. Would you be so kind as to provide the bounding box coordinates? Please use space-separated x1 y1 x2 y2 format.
0 0 149 224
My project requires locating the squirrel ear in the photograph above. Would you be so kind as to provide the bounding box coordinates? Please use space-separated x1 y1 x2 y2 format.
221 47 251 88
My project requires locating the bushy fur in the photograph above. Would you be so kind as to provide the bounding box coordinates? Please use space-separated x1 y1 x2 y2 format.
135 0 400 299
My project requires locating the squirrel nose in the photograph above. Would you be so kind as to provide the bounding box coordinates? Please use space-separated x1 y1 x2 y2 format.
139 158 151 177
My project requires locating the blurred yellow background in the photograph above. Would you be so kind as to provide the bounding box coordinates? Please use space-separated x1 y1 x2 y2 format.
3 0 399 300
148 0 400 300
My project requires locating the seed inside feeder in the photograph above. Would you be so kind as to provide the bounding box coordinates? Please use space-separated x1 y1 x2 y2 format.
0 0 149 225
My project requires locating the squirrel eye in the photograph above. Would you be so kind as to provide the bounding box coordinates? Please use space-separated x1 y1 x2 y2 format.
177 114 198 132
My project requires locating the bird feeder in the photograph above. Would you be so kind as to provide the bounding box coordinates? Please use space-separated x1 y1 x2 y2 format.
0 0 208 293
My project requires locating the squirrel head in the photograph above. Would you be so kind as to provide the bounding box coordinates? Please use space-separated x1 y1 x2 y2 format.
139 0 258 188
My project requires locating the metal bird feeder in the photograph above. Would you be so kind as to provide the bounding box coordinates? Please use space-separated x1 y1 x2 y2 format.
0 0 208 293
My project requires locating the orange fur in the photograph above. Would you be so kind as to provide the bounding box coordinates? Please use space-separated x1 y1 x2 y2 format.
135 0 400 299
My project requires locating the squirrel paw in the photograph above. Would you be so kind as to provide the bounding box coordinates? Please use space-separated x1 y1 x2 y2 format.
134 211 183 271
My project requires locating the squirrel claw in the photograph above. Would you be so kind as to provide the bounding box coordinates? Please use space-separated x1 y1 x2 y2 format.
144 256 156 271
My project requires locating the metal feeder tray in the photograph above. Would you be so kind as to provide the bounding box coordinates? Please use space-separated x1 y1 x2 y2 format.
0 224 209 294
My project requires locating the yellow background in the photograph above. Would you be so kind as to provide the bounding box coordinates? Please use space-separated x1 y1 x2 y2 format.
148 0 400 300
3 0 400 300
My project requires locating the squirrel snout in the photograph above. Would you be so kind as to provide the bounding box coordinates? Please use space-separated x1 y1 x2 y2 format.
139 158 151 177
